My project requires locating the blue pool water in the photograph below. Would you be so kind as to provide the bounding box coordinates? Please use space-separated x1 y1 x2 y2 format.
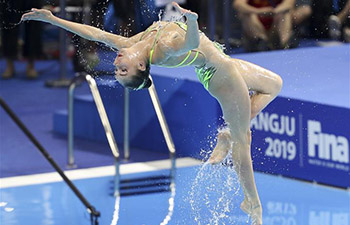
1 165 349 225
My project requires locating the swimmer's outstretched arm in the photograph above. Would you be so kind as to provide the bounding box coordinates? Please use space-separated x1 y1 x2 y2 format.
21 8 141 49
165 2 200 56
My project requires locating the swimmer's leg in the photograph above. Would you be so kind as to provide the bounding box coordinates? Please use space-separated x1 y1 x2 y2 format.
228 115 262 225
235 59 283 120
208 127 232 164
209 70 262 224
209 70 282 164
250 91 280 120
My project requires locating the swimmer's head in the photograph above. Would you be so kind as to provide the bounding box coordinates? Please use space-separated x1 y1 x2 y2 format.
114 48 152 90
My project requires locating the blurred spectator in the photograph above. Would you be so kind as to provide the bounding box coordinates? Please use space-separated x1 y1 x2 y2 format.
292 0 312 33
328 0 350 42
111 0 193 35
311 0 348 41
41 0 108 73
233 0 303 52
0 0 43 79
112 0 137 36
70 0 108 73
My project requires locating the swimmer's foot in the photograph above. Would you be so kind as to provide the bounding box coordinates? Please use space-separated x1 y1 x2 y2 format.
208 130 231 164
240 200 262 225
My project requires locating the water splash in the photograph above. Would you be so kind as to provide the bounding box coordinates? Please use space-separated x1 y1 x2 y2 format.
95 76 118 88
0 0 34 29
188 153 242 225
158 9 164 22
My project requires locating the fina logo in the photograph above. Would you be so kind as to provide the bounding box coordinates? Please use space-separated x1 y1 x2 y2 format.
308 120 349 163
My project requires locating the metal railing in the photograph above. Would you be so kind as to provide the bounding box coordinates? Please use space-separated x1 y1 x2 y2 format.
67 73 176 196
123 76 176 173
0 97 100 225
68 73 120 196
123 76 176 180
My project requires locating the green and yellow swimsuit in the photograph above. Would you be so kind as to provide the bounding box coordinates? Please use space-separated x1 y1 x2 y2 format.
141 21 228 90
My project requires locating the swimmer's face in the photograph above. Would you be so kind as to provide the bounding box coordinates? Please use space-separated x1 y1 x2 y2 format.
113 48 147 87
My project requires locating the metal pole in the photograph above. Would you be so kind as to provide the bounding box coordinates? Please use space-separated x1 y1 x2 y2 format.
170 152 176 180
123 88 130 160
67 73 120 195
67 73 121 195
208 0 216 40
67 82 77 168
59 0 67 80
85 75 120 159
45 0 72 87
0 97 100 224
85 75 120 195
114 158 120 197
147 76 176 155
223 0 230 48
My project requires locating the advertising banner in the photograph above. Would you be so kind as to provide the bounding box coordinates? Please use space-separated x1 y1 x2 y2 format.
251 97 350 189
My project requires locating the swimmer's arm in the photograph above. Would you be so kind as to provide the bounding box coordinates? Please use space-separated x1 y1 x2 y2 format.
21 8 135 49
50 17 132 49
166 2 200 56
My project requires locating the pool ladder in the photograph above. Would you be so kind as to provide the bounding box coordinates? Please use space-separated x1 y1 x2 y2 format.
67 73 176 196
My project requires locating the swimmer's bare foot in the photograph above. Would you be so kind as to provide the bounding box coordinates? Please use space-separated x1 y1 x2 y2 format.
208 130 231 164
240 199 263 225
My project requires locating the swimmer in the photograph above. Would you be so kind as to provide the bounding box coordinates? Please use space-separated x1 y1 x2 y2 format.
22 3 282 224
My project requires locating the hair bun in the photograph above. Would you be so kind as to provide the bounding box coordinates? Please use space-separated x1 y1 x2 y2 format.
144 78 152 89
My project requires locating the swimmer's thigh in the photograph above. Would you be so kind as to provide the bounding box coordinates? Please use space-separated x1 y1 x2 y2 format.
208 69 251 140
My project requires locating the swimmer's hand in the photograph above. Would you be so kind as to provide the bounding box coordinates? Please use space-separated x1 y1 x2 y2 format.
21 8 54 23
172 2 198 20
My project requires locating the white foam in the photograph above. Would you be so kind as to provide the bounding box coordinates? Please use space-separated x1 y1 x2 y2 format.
188 154 243 225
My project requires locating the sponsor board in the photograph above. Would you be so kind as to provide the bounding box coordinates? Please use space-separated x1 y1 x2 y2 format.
251 97 350 189
263 200 349 225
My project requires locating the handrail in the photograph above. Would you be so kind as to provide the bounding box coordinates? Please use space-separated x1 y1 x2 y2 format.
123 88 130 160
68 73 177 197
68 73 120 196
85 75 120 159
123 75 176 176
0 97 100 225
67 82 76 168
147 76 176 155
148 76 176 180
147 77 177 225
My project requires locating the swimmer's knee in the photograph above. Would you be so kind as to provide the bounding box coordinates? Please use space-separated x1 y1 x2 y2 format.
271 75 283 96
231 131 250 147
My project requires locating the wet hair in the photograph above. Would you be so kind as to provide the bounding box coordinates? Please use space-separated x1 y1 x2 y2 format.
124 62 152 90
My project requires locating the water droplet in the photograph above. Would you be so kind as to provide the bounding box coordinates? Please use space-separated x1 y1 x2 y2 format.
4 207 14 212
